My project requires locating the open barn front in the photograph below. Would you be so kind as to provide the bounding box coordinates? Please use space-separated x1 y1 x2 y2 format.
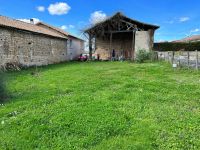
84 12 159 61
95 31 135 60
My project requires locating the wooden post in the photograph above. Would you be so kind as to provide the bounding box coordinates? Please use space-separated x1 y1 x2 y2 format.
187 51 190 68
89 34 92 60
196 50 198 70
157 51 159 61
168 51 170 63
109 33 113 60
164 52 165 61
131 31 135 61
172 51 175 64
178 51 181 68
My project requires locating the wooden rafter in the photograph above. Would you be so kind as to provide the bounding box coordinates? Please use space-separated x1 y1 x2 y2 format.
84 12 159 36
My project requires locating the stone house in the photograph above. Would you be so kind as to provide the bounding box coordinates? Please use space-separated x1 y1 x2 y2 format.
36 22 85 60
0 15 84 67
84 12 159 60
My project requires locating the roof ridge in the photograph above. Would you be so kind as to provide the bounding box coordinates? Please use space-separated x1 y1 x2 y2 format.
85 12 159 33
36 22 84 41
36 22 69 36
0 15 37 26
0 15 67 39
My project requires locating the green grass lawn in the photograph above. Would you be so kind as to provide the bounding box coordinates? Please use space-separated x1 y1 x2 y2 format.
0 61 200 150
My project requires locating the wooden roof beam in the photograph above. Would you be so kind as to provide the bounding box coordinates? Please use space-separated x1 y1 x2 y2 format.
105 30 136 33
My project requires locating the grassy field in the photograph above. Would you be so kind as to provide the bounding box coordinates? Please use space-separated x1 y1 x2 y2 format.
0 61 200 149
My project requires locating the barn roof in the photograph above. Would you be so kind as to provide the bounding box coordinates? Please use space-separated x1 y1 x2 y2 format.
36 22 85 41
0 15 68 39
85 12 159 34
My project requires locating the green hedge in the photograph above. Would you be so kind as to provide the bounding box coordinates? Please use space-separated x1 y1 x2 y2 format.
154 42 200 51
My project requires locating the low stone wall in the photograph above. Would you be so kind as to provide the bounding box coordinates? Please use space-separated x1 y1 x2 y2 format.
0 27 68 67
156 51 200 69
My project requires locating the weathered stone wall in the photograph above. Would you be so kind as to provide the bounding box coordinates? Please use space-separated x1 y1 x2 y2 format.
37 23 84 61
95 37 132 60
156 51 200 68
0 27 68 67
135 30 152 53
95 37 110 60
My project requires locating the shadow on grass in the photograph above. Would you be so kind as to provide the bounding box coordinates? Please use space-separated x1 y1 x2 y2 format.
5 61 91 77
0 71 8 103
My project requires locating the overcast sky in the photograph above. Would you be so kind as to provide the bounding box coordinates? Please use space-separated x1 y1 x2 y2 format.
0 0 200 42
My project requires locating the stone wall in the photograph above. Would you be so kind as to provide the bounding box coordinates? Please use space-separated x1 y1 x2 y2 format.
135 30 152 53
95 37 110 60
95 37 132 60
0 27 68 67
37 23 84 61
157 51 200 68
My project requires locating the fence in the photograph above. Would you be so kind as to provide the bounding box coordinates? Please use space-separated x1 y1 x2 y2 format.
155 50 199 70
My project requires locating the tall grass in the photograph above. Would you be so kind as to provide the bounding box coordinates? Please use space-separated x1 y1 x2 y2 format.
0 62 199 149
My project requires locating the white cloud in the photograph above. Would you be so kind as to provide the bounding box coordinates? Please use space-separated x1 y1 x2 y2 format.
190 28 200 33
17 18 40 24
37 6 45 12
60 25 75 30
90 11 107 25
60 25 67 30
48 2 71 15
179 17 190 22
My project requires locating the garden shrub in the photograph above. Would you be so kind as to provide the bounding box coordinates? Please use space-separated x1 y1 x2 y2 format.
135 49 152 63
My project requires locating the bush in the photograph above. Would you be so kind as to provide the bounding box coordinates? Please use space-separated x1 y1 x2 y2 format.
135 50 158 63
0 71 7 102
135 49 152 63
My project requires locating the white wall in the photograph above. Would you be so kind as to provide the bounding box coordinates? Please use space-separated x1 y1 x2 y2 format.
67 37 84 60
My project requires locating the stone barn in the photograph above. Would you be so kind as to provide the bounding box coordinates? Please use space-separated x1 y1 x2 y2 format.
84 12 159 60
0 15 84 68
